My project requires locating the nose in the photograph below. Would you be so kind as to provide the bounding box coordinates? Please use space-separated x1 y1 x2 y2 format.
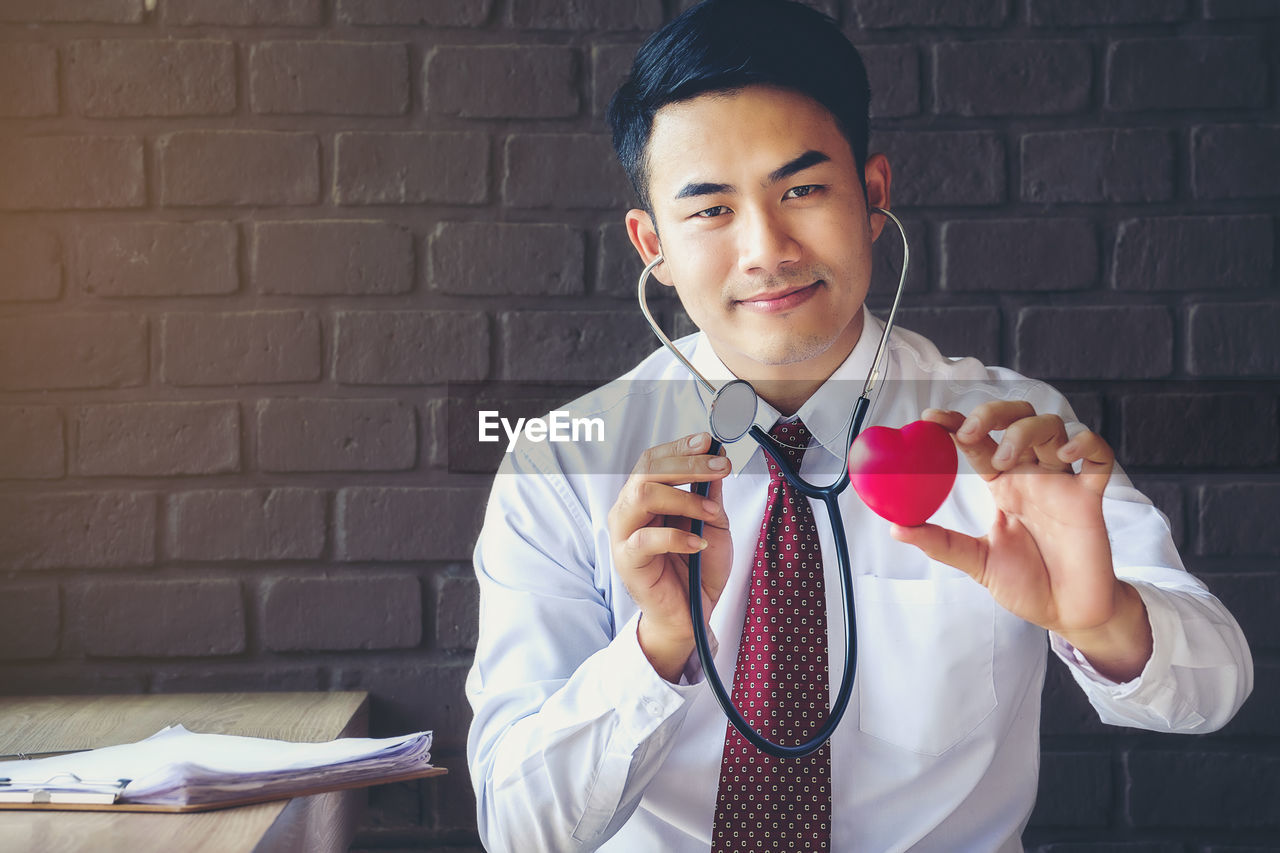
737 205 800 276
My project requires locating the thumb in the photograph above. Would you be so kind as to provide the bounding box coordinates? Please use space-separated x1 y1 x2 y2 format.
889 522 987 581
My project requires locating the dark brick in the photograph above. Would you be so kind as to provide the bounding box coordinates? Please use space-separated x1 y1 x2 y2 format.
428 46 577 119
0 492 155 571
0 407 64 480
336 487 487 561
1203 0 1280 17
161 311 322 386
0 44 57 116
1029 840 1177 845
503 134 633 210
337 0 492 26
1120 394 1277 468
167 489 325 561
0 224 61 302
67 40 235 118
422 398 448 468
862 44 920 118
1199 484 1280 556
76 402 240 477
333 311 489 384
1204 573 1280 649
435 574 479 651
430 766 480 831
1188 303 1280 376
941 219 1097 291
252 221 413 296
1064 394 1104 438
158 132 320 207
0 136 144 210
0 313 146 391
508 0 661 31
591 43 642 118
0 667 145 697
262 575 421 652
894 307 1001 365
0 584 59 659
1127 750 1280 827
1028 752 1112 827
75 222 239 298
1192 125 1280 200
1108 37 1268 112
251 42 409 116
1217 662 1280 737
153 665 323 692
1028 0 1189 25
335 132 488 206
1022 130 1174 204
869 132 1005 207
1014 306 1172 380
1127 478 1184 548
497 311 657 381
1112 215 1273 291
0 0 142 23
852 0 1007 27
75 580 245 658
164 0 323 26
596 222 653 299
256 398 417 472
429 222 584 296
935 41 1091 116
333 663 471 747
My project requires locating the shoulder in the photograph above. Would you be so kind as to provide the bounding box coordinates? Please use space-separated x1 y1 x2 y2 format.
884 320 1079 423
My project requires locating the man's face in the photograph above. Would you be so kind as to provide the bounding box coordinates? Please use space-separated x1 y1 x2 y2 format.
627 84 890 384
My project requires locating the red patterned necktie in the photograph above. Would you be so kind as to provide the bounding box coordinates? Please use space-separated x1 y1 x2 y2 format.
712 418 832 852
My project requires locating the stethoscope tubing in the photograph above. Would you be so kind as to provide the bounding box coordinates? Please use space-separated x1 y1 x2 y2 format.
688 394 870 758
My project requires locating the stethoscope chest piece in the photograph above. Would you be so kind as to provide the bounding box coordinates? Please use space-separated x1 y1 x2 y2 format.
708 378 759 443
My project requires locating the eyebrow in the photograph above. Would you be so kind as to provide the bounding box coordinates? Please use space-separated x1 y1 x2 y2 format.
672 149 832 202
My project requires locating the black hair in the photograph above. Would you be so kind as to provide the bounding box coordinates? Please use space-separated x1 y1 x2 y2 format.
607 0 872 212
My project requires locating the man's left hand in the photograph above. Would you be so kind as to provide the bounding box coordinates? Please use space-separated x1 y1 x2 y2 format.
890 401 1153 682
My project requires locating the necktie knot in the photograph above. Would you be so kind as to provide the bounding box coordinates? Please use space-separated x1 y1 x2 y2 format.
766 418 811 481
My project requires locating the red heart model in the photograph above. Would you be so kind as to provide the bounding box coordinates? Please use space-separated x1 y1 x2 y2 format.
847 420 958 527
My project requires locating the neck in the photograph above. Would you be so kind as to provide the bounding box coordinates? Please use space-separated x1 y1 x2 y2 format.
713 310 866 417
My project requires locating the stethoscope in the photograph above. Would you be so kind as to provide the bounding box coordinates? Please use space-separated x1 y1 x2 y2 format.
636 207 910 758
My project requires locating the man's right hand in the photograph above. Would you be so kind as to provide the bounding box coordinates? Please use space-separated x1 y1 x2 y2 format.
606 432 733 682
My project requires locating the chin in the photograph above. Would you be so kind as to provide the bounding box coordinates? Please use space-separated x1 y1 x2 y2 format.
744 330 837 367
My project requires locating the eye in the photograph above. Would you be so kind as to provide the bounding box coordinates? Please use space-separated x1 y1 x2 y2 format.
694 205 731 219
784 184 823 200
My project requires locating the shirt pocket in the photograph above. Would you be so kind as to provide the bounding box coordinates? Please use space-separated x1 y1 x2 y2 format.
854 572 997 756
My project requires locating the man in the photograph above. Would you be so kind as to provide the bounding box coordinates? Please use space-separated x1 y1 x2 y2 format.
465 2 1252 850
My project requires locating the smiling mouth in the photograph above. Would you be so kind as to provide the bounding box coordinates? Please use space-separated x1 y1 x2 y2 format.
735 281 823 311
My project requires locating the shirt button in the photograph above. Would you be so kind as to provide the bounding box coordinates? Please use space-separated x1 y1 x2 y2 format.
643 699 662 717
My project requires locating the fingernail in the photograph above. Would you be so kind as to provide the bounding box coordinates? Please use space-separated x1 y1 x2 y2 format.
703 498 718 514
708 456 729 470
695 537 709 551
922 408 942 419
994 444 1012 462
1061 440 1078 455
689 433 707 450
959 418 978 436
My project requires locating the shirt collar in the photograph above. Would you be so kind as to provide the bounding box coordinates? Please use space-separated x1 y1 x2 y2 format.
685 307 885 475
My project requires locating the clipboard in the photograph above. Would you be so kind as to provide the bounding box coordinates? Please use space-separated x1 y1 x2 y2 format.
0 765 446 813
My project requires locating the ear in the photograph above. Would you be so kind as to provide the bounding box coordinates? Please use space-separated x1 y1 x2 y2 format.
625 208 672 286
863 153 892 243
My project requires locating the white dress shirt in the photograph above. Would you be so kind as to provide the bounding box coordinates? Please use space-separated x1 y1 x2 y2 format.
466 309 1252 853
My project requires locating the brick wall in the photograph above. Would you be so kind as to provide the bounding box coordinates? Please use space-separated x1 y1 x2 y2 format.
0 1 1275 850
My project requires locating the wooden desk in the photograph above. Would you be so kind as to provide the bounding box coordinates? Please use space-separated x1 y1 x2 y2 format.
0 692 371 853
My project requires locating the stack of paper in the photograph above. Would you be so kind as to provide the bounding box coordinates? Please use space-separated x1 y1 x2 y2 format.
0 725 433 806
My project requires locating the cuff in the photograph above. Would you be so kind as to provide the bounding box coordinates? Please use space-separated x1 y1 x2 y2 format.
603 612 701 740
1050 580 1176 702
